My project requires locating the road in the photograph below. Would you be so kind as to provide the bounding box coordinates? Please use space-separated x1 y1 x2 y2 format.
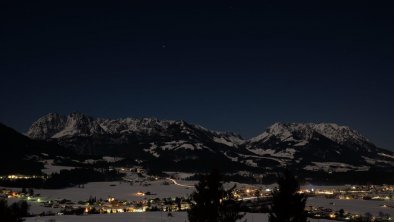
166 178 195 188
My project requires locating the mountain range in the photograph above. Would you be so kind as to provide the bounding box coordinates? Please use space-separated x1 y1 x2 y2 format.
23 113 394 177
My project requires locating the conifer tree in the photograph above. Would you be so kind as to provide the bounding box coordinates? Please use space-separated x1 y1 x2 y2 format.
269 170 307 222
188 170 245 222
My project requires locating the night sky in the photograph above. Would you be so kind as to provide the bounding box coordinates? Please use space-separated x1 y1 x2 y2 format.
1 1 393 150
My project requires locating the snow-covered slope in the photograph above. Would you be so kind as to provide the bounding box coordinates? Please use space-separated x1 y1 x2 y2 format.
251 123 364 144
26 114 394 174
28 113 243 145
26 113 246 171
247 122 393 171
27 113 67 139
250 123 372 148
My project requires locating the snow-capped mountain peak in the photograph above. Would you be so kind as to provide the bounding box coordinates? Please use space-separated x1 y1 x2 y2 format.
25 114 394 174
26 113 244 146
27 112 104 139
26 113 67 140
250 122 370 146
52 112 105 138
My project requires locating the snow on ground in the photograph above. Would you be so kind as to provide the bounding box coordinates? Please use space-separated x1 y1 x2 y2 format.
20 180 196 202
164 172 195 180
7 197 61 215
245 148 295 160
102 156 124 162
24 212 333 222
83 156 124 164
363 156 394 166
144 141 211 156
144 143 160 157
7 182 393 221
307 197 394 216
224 152 239 162
236 153 287 166
5 179 393 220
41 160 75 175
247 148 275 156
213 136 236 147
378 153 394 159
18 197 393 222
303 162 370 172
294 140 309 146
244 159 258 167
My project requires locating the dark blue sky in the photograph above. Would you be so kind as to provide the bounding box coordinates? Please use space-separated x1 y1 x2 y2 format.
1 1 393 150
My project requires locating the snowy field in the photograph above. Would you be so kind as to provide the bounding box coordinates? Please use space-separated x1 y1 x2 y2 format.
11 179 196 202
307 197 394 216
14 196 393 216
24 212 333 222
3 179 255 202
7 198 61 215
3 179 393 219
41 160 75 175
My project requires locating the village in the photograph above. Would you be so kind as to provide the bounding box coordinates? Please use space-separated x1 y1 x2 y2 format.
1 167 393 221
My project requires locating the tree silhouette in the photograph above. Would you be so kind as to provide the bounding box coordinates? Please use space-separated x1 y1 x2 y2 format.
219 185 246 222
0 199 30 222
338 209 345 219
188 169 245 222
269 170 307 222
364 212 373 221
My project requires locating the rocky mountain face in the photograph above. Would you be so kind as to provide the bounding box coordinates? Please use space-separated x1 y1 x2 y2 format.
26 113 246 171
246 123 394 172
28 113 242 142
27 113 104 139
26 113 394 174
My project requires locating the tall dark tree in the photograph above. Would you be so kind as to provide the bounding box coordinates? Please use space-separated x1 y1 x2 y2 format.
0 199 30 222
188 170 245 222
219 185 246 222
269 170 307 222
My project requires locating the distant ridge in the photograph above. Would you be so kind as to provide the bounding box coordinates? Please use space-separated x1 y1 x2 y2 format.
23 112 394 177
